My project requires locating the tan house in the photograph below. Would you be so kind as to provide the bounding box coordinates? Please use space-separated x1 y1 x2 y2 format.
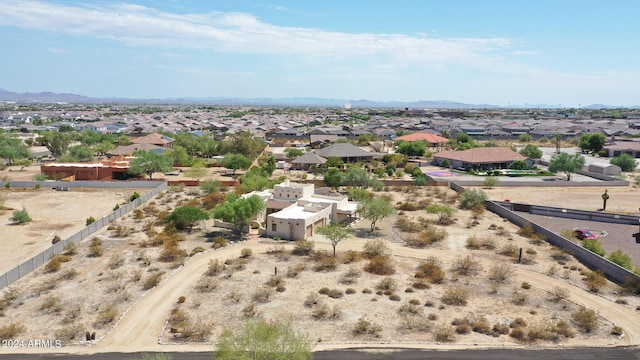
433 147 531 171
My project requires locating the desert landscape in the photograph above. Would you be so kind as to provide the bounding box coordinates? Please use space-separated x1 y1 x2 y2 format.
2 175 640 356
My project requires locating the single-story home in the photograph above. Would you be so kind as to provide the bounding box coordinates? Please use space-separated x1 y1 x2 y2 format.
433 147 532 171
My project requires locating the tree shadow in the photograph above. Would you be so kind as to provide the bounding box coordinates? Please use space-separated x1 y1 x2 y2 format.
205 229 243 243
354 228 378 239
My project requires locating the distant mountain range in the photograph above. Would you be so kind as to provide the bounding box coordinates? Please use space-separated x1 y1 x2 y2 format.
0 88 636 109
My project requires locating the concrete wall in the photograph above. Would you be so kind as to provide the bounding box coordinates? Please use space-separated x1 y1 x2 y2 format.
486 201 639 284
495 201 639 226
0 182 168 290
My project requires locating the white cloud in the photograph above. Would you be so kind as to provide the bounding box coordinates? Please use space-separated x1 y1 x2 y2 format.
0 1 513 68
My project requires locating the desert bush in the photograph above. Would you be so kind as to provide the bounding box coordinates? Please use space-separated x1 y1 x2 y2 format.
399 314 431 332
54 324 84 342
60 268 78 280
611 326 624 336
572 307 598 332
510 317 528 328
266 244 286 255
242 302 259 318
85 216 96 226
512 292 528 306
195 276 218 293
459 188 487 209
394 217 423 233
517 224 537 238
265 275 284 288
211 236 228 249
583 270 607 293
286 263 306 278
62 243 78 256
312 255 337 272
451 255 482 276
189 246 205 257
493 323 510 335
622 276 640 295
549 286 570 302
0 323 26 339
499 244 519 258
509 327 526 340
45 255 62 273
10 208 32 224
304 292 322 308
396 201 423 211
201 192 226 210
327 289 344 299
340 249 362 264
412 279 431 289
455 323 472 334
129 191 141 202
551 250 572 261
415 258 445 284
252 287 274 303
88 237 104 257
206 259 225 276
109 253 125 269
96 303 118 326
470 317 492 335
143 272 164 290
441 287 469 306
240 248 252 258
159 240 187 263
489 264 514 283
608 250 633 270
352 316 382 337
364 255 395 275
363 239 390 258
291 240 315 256
339 267 362 284
362 288 373 294
405 227 448 248
433 324 456 342
583 238 606 256
521 281 532 289
345 288 356 294
376 277 397 292
39 295 63 313
398 303 423 316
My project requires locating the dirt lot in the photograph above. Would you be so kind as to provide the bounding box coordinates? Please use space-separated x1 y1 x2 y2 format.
2 184 640 356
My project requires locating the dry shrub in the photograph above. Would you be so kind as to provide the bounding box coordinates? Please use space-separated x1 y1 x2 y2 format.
312 254 338 272
399 314 431 332
394 217 423 233
109 253 125 269
133 208 144 220
512 292 528 306
339 267 362 284
398 303 423 316
96 303 118 326
583 270 607 293
572 307 598 333
551 250 572 261
433 324 456 342
240 248 252 258
196 276 218 293
465 235 482 249
362 239 390 258
471 316 492 335
405 227 447 248
211 236 228 249
304 292 322 308
362 288 373 294
60 268 78 280
451 255 482 276
39 295 63 313
266 244 286 255
499 244 519 258
206 259 225 276
340 250 362 264
242 303 258 318
364 255 395 275
286 263 306 278
292 240 314 256
327 289 344 299
415 258 445 284
45 255 62 273
611 326 623 336
158 240 187 263
489 264 514 283
441 287 469 306
517 224 537 238
396 201 422 211
265 275 284 288
143 272 164 290
201 193 226 210
549 286 570 302
493 323 510 335
376 277 397 292
509 327 526 340
455 323 472 334
352 316 382 337
389 294 401 301
0 323 26 340
87 237 103 257
510 317 528 328
252 287 274 303
54 324 84 342
225 290 242 304
62 243 78 256
312 303 342 320
412 279 431 289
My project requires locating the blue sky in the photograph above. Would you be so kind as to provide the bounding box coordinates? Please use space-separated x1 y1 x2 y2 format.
0 0 638 106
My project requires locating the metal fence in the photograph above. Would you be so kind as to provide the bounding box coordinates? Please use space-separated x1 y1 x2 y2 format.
0 182 168 290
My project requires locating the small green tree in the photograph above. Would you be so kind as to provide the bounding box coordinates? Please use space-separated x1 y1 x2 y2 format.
128 150 173 180
284 148 304 159
548 152 585 181
222 153 252 175
164 206 210 233
518 134 532 143
583 238 606 256
578 133 605 154
211 194 265 235
345 168 373 189
519 144 543 159
215 318 312 360
459 189 487 209
358 196 395 232
483 176 498 189
317 222 352 257
395 141 426 157
608 250 633 270
610 154 637 172
425 203 457 224
184 164 207 179
323 168 345 188
10 208 32 224
508 160 528 170
200 178 221 194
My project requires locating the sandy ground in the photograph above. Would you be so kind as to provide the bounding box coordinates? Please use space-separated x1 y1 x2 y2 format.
3 186 640 356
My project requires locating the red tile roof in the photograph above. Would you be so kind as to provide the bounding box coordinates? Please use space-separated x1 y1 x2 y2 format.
395 132 449 143
434 147 527 164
